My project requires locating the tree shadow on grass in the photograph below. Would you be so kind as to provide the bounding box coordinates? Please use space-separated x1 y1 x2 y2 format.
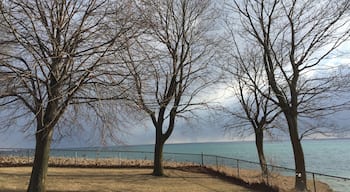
167 169 245 192
176 166 278 192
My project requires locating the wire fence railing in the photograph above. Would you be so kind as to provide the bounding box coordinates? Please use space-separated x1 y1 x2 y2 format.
0 148 349 192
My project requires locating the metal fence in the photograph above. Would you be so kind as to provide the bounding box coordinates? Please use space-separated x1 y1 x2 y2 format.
0 148 349 192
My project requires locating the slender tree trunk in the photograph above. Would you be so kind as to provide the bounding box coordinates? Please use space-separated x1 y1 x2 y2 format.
255 129 268 176
153 126 165 176
27 125 54 192
286 113 307 192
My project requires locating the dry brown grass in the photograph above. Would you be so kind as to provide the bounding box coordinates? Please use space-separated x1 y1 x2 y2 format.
0 167 256 192
209 166 332 192
0 156 333 192
0 156 197 168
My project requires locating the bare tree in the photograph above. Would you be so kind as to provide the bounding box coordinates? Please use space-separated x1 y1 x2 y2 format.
223 43 281 175
226 0 350 191
0 1 134 191
121 0 218 176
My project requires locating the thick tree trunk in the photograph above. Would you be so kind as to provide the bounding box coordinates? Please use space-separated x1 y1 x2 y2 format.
27 126 54 192
286 114 307 192
255 130 268 176
27 65 60 191
153 135 165 176
152 108 176 176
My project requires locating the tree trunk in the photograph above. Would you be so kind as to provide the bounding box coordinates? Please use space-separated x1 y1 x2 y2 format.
153 123 165 176
286 114 307 192
27 126 54 192
153 127 165 176
255 129 268 176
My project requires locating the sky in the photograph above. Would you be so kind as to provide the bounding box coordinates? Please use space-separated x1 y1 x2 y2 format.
0 86 238 148
1 45 350 149
1 8 350 149
0 111 347 149
0 114 235 148
1 84 349 149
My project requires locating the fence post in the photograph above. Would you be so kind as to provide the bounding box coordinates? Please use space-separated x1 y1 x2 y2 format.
27 149 30 164
118 152 121 166
313 173 317 192
237 159 240 177
201 153 204 166
266 170 269 185
96 151 99 165
75 151 78 165
215 156 218 170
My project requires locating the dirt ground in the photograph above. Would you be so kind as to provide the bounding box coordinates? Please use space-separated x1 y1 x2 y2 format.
0 156 333 192
0 167 257 192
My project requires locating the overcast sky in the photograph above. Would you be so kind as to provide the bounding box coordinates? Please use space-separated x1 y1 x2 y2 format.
1 33 350 149
0 88 236 148
1 87 349 149
0 116 235 148
1 60 350 149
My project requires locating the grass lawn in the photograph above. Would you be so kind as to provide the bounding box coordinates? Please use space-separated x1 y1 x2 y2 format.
0 167 256 192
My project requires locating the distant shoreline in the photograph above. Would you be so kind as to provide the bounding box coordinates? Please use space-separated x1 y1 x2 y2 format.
57 137 350 149
1 137 349 150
